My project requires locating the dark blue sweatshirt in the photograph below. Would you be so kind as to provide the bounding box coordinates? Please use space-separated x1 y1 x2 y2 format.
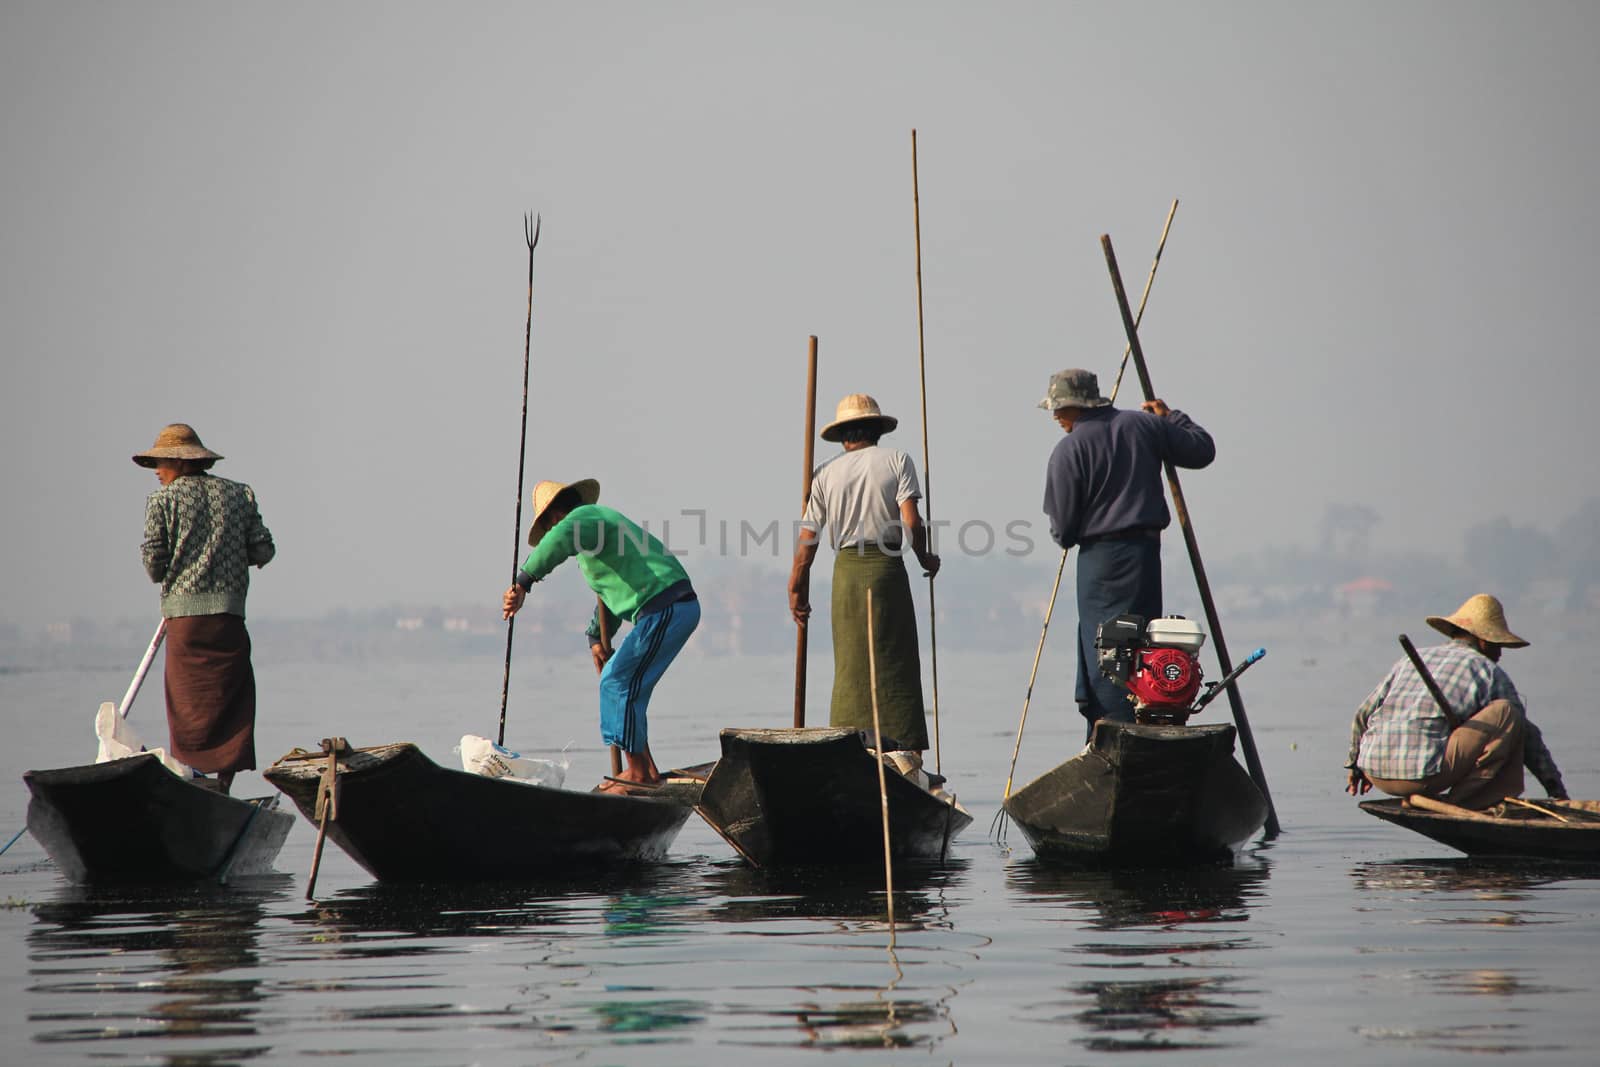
1043 407 1215 549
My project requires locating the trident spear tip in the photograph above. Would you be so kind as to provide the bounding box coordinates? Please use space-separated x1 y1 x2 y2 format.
525 212 541 249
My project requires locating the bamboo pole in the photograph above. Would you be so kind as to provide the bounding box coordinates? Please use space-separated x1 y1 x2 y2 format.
910 128 941 775
598 598 621 776
1100 233 1280 838
867 589 896 940
498 213 539 746
994 205 1181 840
794 337 819 727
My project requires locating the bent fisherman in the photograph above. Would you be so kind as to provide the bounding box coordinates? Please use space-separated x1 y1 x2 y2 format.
788 395 940 763
1346 594 1566 810
502 479 700 793
136 424 275 794
1040 369 1215 738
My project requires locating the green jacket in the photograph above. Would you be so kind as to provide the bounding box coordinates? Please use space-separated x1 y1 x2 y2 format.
518 504 690 644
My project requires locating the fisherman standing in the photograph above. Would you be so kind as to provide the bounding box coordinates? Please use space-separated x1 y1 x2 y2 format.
1039 369 1215 736
1345 594 1566 809
789 395 940 757
135 423 276 794
502 478 700 793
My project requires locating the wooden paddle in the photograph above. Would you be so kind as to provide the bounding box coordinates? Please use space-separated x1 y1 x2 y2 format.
1101 234 1280 837
866 588 896 941
597 597 622 777
1397 634 1460 731
1403 793 1496 821
794 336 818 728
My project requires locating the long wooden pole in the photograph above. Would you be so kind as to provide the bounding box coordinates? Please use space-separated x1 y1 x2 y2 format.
910 128 941 775
794 337 818 728
498 213 539 746
599 599 622 775
118 619 167 718
867 589 896 939
1100 233 1280 837
1397 634 1461 731
997 204 1181 833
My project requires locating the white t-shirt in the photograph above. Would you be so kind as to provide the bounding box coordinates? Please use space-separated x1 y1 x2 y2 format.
802 446 922 549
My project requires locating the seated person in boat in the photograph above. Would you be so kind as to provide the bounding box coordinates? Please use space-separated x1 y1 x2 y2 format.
135 423 276 795
1345 594 1566 809
788 394 940 767
1039 368 1215 738
502 478 699 793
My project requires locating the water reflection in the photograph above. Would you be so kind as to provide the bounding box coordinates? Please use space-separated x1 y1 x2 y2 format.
698 858 967 928
1006 859 1271 1052
1347 858 1594 1056
27 876 290 1063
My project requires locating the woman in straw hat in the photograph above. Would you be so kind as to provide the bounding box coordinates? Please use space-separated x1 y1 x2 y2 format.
135 423 276 794
1345 593 1567 809
502 478 699 792
788 394 939 754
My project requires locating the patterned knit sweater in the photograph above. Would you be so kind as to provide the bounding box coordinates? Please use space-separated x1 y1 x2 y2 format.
142 473 275 618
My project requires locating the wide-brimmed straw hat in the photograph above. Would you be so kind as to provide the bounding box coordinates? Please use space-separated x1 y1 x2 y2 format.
1038 368 1112 411
527 478 600 546
820 394 899 443
132 424 224 468
1426 593 1529 648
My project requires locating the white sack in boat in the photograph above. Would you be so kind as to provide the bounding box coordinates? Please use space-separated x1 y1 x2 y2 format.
94 701 194 778
457 734 567 788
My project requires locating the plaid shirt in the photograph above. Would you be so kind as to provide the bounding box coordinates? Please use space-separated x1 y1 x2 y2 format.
1347 638 1565 796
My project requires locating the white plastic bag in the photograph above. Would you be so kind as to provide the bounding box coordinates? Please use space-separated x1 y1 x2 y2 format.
94 701 194 778
457 734 567 789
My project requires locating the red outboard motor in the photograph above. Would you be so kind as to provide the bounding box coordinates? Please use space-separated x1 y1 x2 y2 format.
1095 615 1208 724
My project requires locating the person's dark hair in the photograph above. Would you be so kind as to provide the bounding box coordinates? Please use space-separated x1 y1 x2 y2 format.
839 422 883 445
550 487 585 514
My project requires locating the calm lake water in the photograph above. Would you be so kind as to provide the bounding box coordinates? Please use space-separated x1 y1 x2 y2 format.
3 625 1598 1065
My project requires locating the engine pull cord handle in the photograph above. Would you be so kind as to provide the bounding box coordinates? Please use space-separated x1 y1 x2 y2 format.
1192 647 1267 715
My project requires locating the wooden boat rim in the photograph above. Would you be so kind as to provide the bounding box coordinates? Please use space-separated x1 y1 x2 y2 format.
1360 797 1600 829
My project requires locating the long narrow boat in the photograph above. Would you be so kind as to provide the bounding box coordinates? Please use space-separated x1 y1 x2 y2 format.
1002 720 1267 867
695 727 972 868
263 741 700 882
23 754 294 884
1359 797 1600 861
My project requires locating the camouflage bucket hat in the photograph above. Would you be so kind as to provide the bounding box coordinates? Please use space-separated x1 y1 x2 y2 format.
1038 368 1112 411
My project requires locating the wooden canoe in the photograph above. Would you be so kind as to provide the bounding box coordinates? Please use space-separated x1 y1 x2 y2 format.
263 741 697 882
695 727 972 868
23 754 294 884
1002 720 1267 867
1359 797 1600 860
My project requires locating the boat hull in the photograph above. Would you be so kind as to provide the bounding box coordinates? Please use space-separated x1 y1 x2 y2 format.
263 742 694 882
696 727 972 868
1359 798 1600 861
1003 720 1267 867
23 755 293 884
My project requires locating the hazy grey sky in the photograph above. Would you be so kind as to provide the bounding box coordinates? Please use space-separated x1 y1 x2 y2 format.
3 1 1596 628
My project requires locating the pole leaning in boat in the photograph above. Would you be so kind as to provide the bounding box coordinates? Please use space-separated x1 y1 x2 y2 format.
866 589 896 940
119 619 167 718
994 204 1183 843
1100 233 1281 838
599 598 622 776
910 128 942 776
498 213 539 746
794 336 818 727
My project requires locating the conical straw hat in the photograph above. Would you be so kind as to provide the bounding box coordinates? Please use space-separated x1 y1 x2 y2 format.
527 478 600 546
1426 593 1529 648
132 424 224 468
820 394 898 443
